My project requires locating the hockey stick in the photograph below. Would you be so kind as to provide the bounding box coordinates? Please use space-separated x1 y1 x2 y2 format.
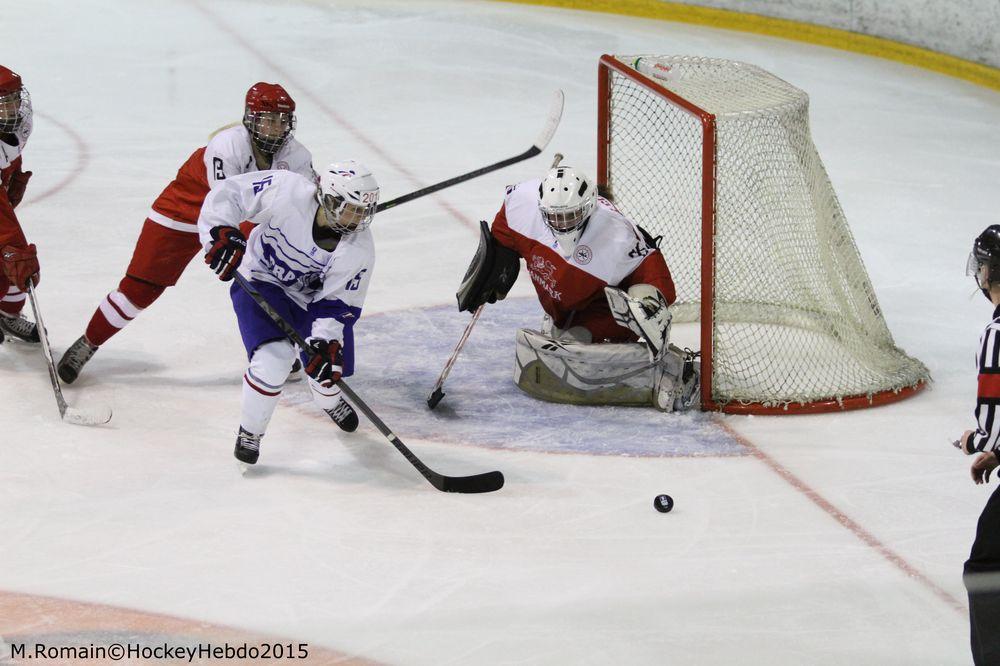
26 282 112 426
233 273 504 494
426 152 565 410
426 304 484 409
375 90 564 213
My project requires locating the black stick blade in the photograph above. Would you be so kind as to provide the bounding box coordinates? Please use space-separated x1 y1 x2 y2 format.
427 388 445 410
435 470 505 494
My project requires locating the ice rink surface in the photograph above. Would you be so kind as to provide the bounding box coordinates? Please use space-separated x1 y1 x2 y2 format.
2 0 1000 663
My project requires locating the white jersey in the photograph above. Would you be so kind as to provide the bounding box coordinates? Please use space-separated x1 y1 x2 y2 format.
0 106 32 169
149 124 315 231
205 124 315 188
198 170 375 343
492 178 675 330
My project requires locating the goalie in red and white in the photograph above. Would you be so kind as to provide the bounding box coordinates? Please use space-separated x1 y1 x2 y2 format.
57 82 315 383
458 164 699 411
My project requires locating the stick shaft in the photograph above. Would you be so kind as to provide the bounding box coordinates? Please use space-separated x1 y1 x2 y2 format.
376 90 563 213
26 282 69 418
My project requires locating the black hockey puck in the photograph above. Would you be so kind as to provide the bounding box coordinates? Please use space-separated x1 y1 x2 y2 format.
653 494 673 513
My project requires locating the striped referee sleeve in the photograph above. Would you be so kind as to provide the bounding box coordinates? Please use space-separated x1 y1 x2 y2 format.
973 323 1000 452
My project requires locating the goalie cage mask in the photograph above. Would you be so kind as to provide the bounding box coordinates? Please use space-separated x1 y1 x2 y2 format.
538 166 596 254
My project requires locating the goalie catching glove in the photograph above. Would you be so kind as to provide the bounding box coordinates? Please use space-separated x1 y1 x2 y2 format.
456 220 520 313
604 284 672 358
304 338 343 388
205 225 247 281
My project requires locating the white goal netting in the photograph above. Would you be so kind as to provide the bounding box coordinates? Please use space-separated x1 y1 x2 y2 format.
601 55 929 411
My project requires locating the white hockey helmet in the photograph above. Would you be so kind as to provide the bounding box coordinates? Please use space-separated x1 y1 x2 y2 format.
538 166 596 254
317 160 380 235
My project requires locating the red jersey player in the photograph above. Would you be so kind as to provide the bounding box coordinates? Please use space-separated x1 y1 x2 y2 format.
0 65 40 345
457 165 699 411
58 82 315 383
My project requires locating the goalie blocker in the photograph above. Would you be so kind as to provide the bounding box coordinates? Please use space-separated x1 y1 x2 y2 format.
457 220 521 313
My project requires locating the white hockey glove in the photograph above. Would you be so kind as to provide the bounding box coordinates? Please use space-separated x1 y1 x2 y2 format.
604 284 671 358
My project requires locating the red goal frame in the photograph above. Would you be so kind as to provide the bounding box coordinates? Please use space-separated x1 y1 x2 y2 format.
596 54 926 414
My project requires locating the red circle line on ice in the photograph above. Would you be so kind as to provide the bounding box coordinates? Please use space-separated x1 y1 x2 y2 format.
23 111 90 206
0 590 381 665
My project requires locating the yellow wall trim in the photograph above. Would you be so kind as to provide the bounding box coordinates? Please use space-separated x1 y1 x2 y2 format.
491 0 1000 91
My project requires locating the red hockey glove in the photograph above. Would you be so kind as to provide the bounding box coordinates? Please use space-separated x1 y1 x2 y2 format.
205 226 247 281
1 243 39 289
304 338 343 388
6 166 32 209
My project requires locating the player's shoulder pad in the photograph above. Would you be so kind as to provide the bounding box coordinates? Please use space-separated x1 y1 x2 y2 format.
590 202 658 260
264 168 317 194
337 226 377 267
277 136 314 168
506 178 542 201
206 125 252 163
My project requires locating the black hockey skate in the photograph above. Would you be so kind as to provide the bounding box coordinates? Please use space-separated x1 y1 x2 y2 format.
0 312 39 343
58 335 99 384
326 398 358 433
287 357 303 382
235 427 263 464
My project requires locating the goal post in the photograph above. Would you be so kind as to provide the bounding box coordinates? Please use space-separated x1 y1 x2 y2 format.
597 54 929 414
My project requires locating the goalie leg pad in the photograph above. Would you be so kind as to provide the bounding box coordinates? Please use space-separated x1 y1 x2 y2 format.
653 345 701 412
514 328 657 406
456 220 521 313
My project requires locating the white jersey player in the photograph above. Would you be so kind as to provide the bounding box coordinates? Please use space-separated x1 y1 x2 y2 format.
198 161 379 464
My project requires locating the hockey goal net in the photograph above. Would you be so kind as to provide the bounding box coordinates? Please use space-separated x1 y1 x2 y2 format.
597 54 929 414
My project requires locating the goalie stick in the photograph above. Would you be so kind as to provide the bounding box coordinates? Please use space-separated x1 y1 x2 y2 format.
233 274 504 494
376 90 564 213
26 282 112 426
426 152 565 410
426 304 484 409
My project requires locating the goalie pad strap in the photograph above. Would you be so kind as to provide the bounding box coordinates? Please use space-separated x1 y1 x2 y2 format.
456 220 521 313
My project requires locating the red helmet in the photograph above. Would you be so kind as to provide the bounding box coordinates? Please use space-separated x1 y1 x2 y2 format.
0 66 23 96
245 82 295 114
243 82 296 154
0 66 28 134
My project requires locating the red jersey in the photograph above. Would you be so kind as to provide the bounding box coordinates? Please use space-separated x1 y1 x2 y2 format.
0 107 32 248
492 178 675 342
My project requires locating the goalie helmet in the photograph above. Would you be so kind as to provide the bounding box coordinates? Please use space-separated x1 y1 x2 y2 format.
317 160 380 235
243 82 296 155
968 224 1000 295
0 66 30 134
538 166 596 256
